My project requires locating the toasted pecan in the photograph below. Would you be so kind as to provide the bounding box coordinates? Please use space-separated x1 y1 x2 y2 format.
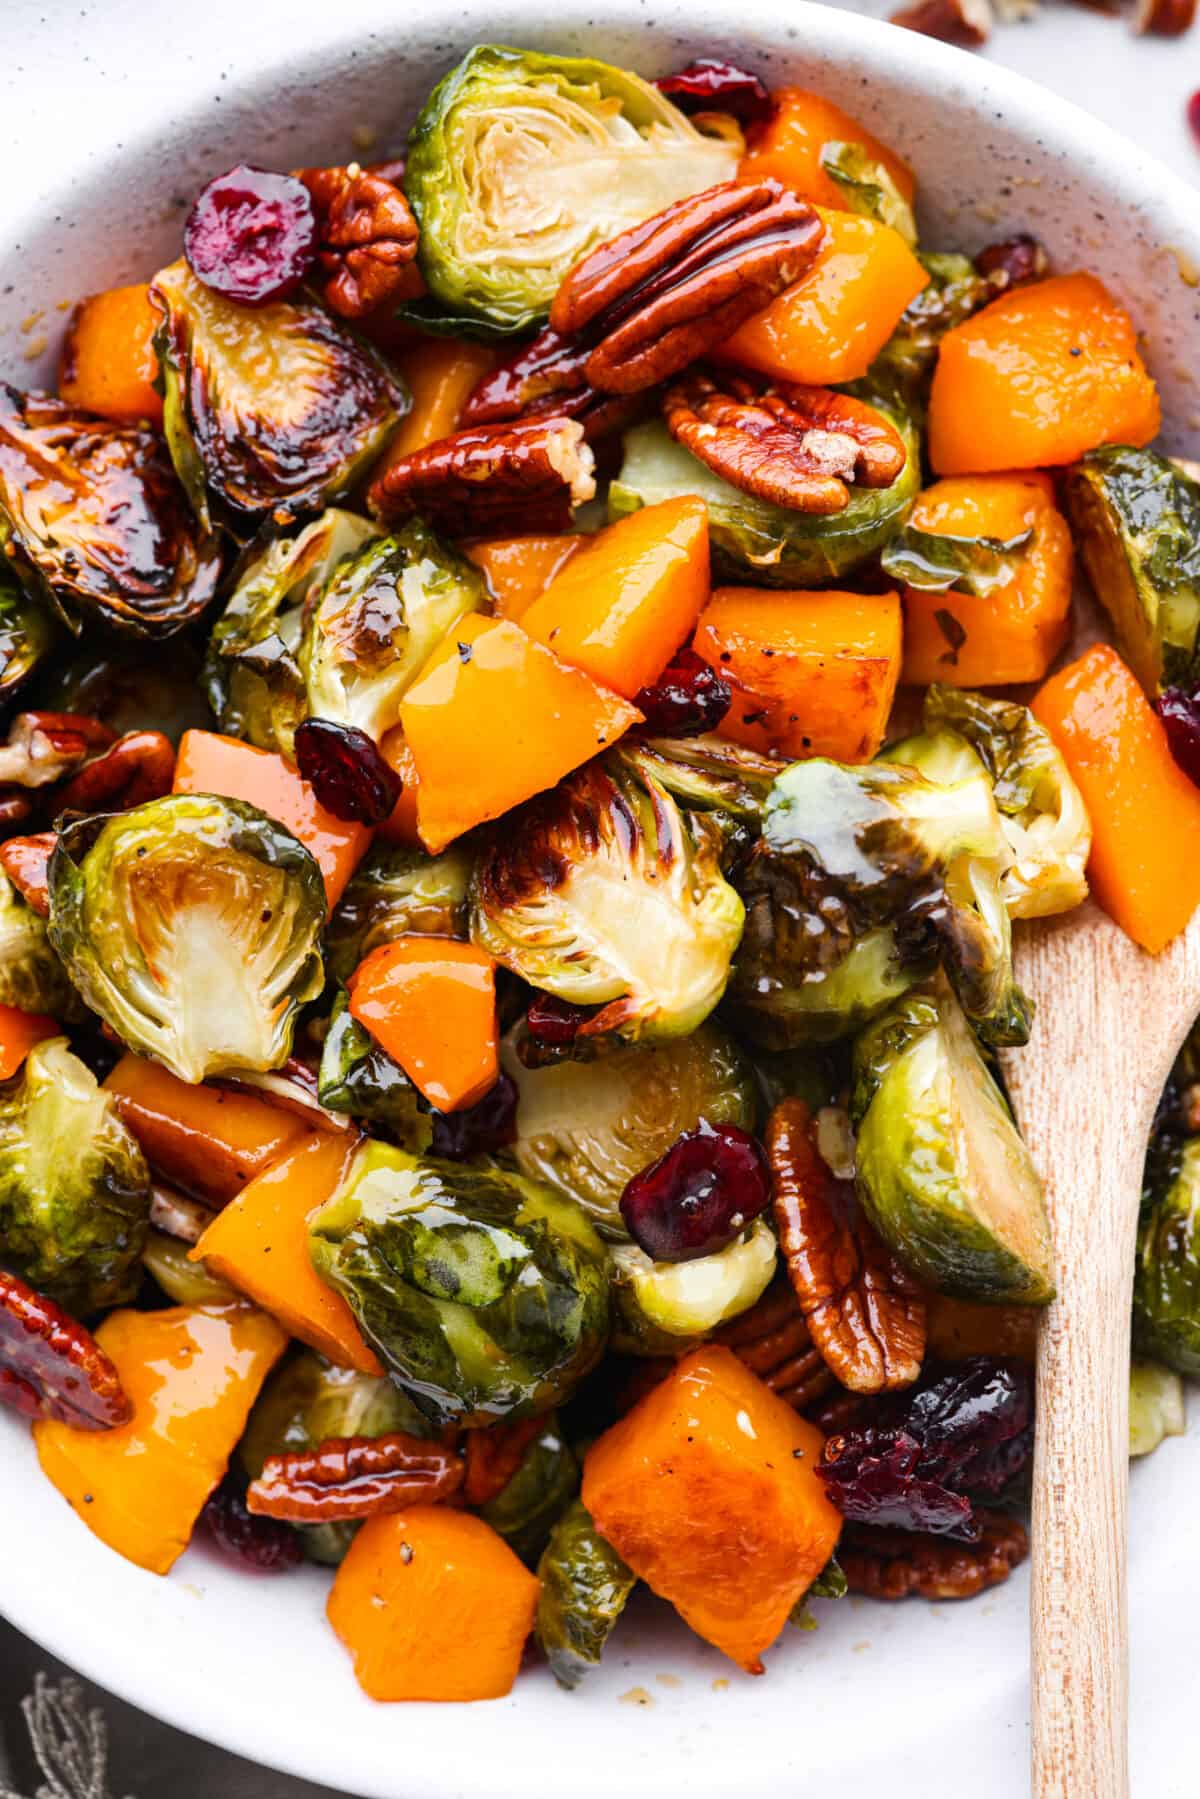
1132 0 1195 33
462 1415 544 1507
840 1510 1029 1600
55 729 175 814
549 180 826 395
458 326 640 441
246 1430 464 1524
296 163 421 319
367 414 596 535
767 1098 926 1394
0 1269 132 1430
889 0 993 42
0 831 55 917
663 370 908 513
715 1277 837 1412
0 711 115 791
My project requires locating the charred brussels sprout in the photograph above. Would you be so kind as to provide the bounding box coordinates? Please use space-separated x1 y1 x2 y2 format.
864 253 989 416
610 400 918 588
536 1499 636 1689
405 46 740 334
610 1218 777 1350
1064 447 1200 694
47 795 326 1084
0 1036 151 1314
472 759 744 1044
0 868 76 1017
504 1023 757 1237
819 141 916 246
1128 1359 1186 1458
205 510 380 755
616 734 779 826
325 842 471 986
300 521 486 744
1134 1135 1200 1376
317 988 433 1150
308 1142 611 1424
142 1230 239 1308
479 1415 580 1564
0 562 55 708
851 987 1054 1305
0 385 221 636
150 260 406 530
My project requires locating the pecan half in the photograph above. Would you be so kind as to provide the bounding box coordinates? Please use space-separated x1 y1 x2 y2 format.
246 1430 464 1523
889 0 993 43
0 1269 132 1429
55 729 175 814
296 163 421 319
367 415 596 535
458 326 640 442
767 1098 926 1394
1133 0 1196 31
715 1276 836 1412
0 832 55 917
549 180 826 395
840 1510 1029 1601
663 370 908 514
0 712 115 790
462 1415 544 1507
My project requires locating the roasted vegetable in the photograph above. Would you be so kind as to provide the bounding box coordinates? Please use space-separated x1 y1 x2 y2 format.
616 734 779 826
150 260 405 529
1129 1359 1186 1459
309 1142 611 1424
819 140 916 246
471 758 744 1043
1063 446 1200 695
503 1022 757 1236
0 563 56 709
47 794 326 1084
851 987 1054 1305
535 1498 636 1688
610 1218 777 1349
0 1036 151 1314
317 988 433 1149
610 403 919 588
300 521 487 745
0 868 75 1017
864 252 989 416
325 842 471 986
1134 1134 1200 1376
404 45 740 334
479 1415 579 1565
141 1230 238 1309
0 385 221 636
204 510 380 756
347 936 498 1113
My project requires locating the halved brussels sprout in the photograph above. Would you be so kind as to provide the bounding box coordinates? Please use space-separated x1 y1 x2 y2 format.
616 734 780 826
535 1498 636 1690
609 401 919 588
0 868 76 1017
47 794 326 1084
863 252 989 416
308 1141 611 1424
1134 1134 1200 1376
0 385 221 636
205 510 380 755
479 1414 580 1565
317 988 433 1150
472 758 744 1043
151 260 406 530
502 1021 757 1237
729 756 1029 1048
1129 1359 1186 1459
0 1036 151 1314
851 987 1054 1305
0 561 56 707
142 1229 239 1308
300 521 487 744
325 842 472 987
1064 446 1200 693
610 1217 777 1351
819 141 916 246
880 523 1032 598
405 46 741 334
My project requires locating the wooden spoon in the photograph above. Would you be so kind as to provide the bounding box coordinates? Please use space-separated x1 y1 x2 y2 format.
1002 901 1200 1799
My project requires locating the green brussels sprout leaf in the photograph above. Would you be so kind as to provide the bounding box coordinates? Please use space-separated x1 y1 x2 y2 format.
860 252 989 417
819 141 916 246
616 733 780 826
535 1498 636 1689
317 988 433 1150
1134 1134 1200 1376
479 1414 580 1565
609 1217 777 1350
880 524 1033 599
1128 1358 1186 1458
0 560 56 705
142 1229 238 1308
325 842 472 987
0 868 77 1018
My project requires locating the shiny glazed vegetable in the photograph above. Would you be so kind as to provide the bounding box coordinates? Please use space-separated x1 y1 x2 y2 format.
535 1498 636 1688
1134 1135 1200 1376
324 842 471 985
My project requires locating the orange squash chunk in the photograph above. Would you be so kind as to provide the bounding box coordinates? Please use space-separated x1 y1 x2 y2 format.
739 87 915 211
192 1131 382 1375
0 1005 58 1080
928 273 1161 475
1032 644 1200 954
521 498 710 699
58 283 163 425
694 585 901 762
582 1345 841 1673
464 535 585 622
376 731 422 846
173 730 371 908
103 1053 309 1206
720 209 928 387
348 937 498 1112
379 337 497 467
399 615 642 853
900 474 1073 688
34 1303 287 1575
328 1508 540 1701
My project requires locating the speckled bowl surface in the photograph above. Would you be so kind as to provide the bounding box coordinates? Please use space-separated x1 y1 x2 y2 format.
1 5 1198 1795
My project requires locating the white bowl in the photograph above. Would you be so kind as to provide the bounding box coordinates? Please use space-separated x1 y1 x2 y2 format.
2 5 1199 1795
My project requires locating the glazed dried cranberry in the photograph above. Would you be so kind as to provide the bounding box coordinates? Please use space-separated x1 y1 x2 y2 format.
655 59 773 129
200 1477 303 1572
184 164 317 306
620 1120 770 1262
294 718 402 824
817 1357 1033 1541
634 649 732 737
975 233 1047 289
525 994 591 1047
1156 685 1200 787
430 1072 519 1160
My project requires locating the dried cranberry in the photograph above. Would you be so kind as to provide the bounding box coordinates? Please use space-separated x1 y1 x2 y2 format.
200 1477 303 1572
817 1357 1033 1541
1189 90 1200 148
634 649 732 737
1156 685 1200 787
525 994 591 1047
974 233 1047 289
293 718 402 824
184 165 317 306
430 1072 519 1160
619 1120 770 1262
655 59 773 129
